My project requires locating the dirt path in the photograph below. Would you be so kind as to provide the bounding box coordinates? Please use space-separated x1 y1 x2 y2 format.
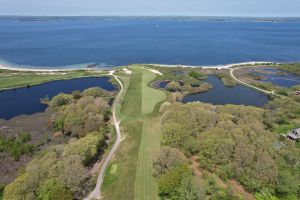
85 73 124 200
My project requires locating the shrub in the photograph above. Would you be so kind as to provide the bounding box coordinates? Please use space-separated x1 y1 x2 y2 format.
0 184 4 200
153 147 184 176
83 87 107 97
38 178 72 200
0 133 34 160
63 110 85 137
3 173 39 200
188 71 206 79
71 90 82 99
50 94 73 107
165 81 181 92
158 164 191 198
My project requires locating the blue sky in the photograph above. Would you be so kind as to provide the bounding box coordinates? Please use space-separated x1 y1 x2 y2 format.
1 0 299 17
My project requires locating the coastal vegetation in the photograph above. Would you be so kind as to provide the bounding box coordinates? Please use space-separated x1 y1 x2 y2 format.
215 71 237 87
158 101 300 199
2 86 115 200
232 63 300 100
278 63 300 75
0 132 34 160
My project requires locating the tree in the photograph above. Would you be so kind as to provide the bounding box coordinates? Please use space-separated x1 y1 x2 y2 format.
188 71 205 79
158 164 191 198
162 122 188 148
50 93 73 107
3 173 39 200
178 176 206 200
153 147 184 176
71 90 82 99
83 87 107 97
198 137 219 171
64 109 85 137
38 178 72 200
57 155 91 198
253 151 278 185
84 114 104 133
166 81 181 91
233 142 255 176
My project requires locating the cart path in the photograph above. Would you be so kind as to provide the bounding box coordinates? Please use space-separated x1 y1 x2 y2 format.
84 72 123 200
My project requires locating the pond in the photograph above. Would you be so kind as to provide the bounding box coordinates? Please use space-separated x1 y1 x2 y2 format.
0 77 117 120
250 68 300 88
182 75 270 107
158 80 184 89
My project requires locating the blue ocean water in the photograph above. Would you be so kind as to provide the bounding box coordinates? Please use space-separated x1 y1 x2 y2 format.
0 17 300 68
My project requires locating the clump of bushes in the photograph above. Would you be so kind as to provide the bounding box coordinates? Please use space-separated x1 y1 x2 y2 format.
154 148 205 199
0 132 34 160
278 63 300 75
82 87 109 98
188 71 206 79
0 184 4 200
165 81 181 92
215 72 236 87
48 87 110 138
50 93 73 107
3 131 106 200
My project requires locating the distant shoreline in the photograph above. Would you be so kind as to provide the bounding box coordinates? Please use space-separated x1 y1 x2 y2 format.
0 61 279 72
0 64 92 72
146 61 279 69
1 16 300 22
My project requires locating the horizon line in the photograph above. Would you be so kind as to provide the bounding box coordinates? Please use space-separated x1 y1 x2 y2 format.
1 15 300 18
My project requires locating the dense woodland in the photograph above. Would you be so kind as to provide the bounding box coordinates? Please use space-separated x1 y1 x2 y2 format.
155 97 300 199
2 87 114 200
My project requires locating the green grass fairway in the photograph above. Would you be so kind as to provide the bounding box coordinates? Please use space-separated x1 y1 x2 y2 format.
102 66 166 200
102 121 143 200
141 68 166 115
120 68 142 117
135 116 162 200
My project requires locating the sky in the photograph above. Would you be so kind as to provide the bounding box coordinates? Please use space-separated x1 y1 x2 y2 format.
0 0 300 17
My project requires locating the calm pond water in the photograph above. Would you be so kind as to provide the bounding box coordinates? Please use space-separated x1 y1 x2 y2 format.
0 77 116 120
182 75 269 106
250 68 300 87
159 80 184 89
0 17 300 68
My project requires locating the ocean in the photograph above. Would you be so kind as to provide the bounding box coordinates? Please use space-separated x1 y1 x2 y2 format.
0 17 300 69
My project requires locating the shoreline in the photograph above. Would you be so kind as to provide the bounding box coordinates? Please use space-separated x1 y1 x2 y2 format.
0 61 279 72
0 64 91 72
146 61 279 69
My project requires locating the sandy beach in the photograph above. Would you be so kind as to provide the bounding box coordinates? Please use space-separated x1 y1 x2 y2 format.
146 61 278 69
0 61 279 72
0 63 86 72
